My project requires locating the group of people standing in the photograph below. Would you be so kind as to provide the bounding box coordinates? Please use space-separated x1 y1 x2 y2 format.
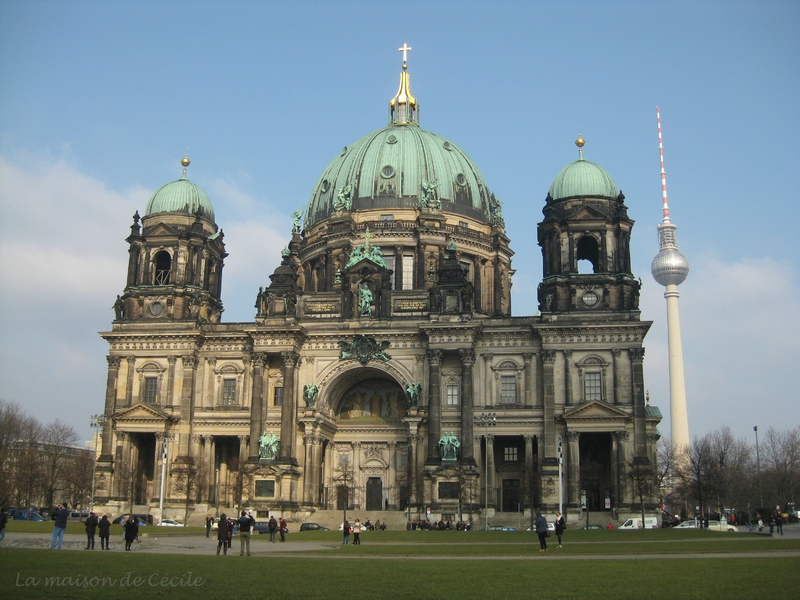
533 511 566 552
213 512 287 555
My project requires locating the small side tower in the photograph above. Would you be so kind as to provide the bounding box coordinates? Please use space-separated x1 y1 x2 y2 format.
537 137 640 316
116 155 226 323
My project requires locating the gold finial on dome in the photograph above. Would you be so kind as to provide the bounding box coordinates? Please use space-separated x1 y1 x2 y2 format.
575 133 585 159
389 44 418 126
181 152 190 178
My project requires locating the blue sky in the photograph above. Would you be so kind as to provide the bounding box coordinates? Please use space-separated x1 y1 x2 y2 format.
1 0 798 445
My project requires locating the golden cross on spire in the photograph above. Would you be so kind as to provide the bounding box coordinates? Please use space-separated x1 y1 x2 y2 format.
398 43 412 67
363 226 372 249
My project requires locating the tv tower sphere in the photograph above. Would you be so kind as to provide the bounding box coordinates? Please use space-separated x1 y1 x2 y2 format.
651 243 689 286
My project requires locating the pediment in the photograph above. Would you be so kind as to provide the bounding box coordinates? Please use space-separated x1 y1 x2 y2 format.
563 400 631 421
113 402 174 423
145 223 180 236
569 206 608 221
346 258 386 273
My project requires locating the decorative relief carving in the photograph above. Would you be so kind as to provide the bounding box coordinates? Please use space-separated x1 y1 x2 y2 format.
338 335 392 366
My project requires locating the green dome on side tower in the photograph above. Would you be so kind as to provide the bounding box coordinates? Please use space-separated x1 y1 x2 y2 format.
145 156 216 223
548 138 618 200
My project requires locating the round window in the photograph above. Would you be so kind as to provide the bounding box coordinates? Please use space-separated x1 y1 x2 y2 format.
149 301 164 316
581 291 599 307
456 173 467 187
386 134 398 144
320 179 330 193
443 141 452 151
381 165 395 179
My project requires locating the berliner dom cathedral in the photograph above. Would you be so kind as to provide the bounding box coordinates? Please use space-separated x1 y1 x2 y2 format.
94 48 661 526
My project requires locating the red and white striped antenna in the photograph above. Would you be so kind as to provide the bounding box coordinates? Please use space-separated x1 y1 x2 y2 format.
657 106 671 223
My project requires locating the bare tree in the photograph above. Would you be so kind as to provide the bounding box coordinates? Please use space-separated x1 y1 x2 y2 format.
40 420 79 509
761 426 800 512
0 400 25 506
628 459 655 526
173 456 207 525
521 453 541 530
227 457 257 514
333 457 356 526
11 415 43 511
114 461 137 514
66 452 94 512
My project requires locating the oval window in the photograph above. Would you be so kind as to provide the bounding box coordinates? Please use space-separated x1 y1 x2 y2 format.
381 165 395 179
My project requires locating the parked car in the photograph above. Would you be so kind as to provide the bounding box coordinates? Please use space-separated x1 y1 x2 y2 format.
581 524 604 530
158 519 183 527
299 522 329 531
253 521 271 534
8 509 45 521
487 525 516 531
675 519 737 532
619 517 660 529
112 516 149 526
526 522 556 532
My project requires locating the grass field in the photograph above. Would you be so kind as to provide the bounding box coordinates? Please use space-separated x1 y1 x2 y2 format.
2 526 798 599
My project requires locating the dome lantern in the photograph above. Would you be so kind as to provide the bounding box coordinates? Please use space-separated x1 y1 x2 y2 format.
389 44 418 126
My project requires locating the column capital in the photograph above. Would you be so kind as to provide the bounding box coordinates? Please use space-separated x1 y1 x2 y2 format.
563 349 572 359
524 434 535 443
182 355 198 369
613 430 629 441
564 431 579 442
522 353 533 363
281 351 301 367
252 352 268 368
167 356 177 365
611 348 622 358
459 348 476 366
485 433 495 444
541 350 556 364
126 356 136 365
426 349 442 365
629 347 645 363
107 356 122 368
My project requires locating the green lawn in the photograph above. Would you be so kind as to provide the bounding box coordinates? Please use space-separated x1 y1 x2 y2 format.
1 549 798 600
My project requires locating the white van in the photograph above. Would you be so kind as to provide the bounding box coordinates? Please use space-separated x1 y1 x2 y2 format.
619 517 659 529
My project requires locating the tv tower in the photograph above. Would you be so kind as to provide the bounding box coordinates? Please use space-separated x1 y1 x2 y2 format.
651 107 691 452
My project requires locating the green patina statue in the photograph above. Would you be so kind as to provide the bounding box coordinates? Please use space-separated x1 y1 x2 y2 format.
258 430 279 461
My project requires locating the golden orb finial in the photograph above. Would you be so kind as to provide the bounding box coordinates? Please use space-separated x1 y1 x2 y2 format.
181 153 190 168
575 135 585 148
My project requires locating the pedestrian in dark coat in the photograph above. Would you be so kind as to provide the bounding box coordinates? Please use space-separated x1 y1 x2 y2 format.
216 513 229 555
123 517 139 551
534 511 548 552
268 515 278 543
84 512 99 549
554 511 565 548
98 515 111 550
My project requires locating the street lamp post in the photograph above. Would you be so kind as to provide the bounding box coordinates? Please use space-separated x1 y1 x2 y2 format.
476 413 496 530
754 426 763 509
89 414 105 512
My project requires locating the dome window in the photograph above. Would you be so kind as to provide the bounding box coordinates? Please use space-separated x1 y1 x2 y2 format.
576 236 600 274
386 134 398 144
321 179 330 193
381 165 396 179
154 251 172 285
443 141 452 151
456 173 467 187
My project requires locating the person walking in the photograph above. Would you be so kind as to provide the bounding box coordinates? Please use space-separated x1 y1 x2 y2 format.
554 511 566 549
238 510 254 556
342 520 351 545
50 503 70 550
268 515 278 543
98 515 111 550
84 512 98 550
534 511 548 553
775 508 784 536
279 517 288 542
353 519 362 545
123 516 139 551
205 514 213 538
216 513 229 555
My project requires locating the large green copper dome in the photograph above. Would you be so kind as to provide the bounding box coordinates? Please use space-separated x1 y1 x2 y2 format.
548 155 618 201
305 124 492 227
145 174 215 222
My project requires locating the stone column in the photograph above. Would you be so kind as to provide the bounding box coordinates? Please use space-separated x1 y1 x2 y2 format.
238 435 248 466
483 354 493 407
178 355 197 458
115 431 130 499
100 357 121 461
563 350 573 407
248 353 267 461
541 350 557 460
611 431 620 509
125 356 136 406
522 353 533 408
426 350 443 464
615 430 630 505
241 355 252 410
566 431 580 507
352 442 361 507
459 349 476 465
203 435 213 501
485 433 495 508
394 246 403 290
524 434 535 466
611 349 622 405
629 348 647 459
279 351 300 465
492 259 502 315
154 433 167 502
302 433 313 504
472 257 482 313
204 358 217 409
388 442 397 507
312 436 324 506
166 357 177 407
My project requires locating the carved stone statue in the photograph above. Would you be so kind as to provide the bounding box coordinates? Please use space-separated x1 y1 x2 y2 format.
358 283 373 316
488 193 504 227
334 183 353 211
420 179 440 209
113 295 125 320
303 383 319 409
258 430 279 460
255 287 264 314
404 382 422 409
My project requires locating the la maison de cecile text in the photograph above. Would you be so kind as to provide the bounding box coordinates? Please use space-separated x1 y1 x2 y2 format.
16 572 206 588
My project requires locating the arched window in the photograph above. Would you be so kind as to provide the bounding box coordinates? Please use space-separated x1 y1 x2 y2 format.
154 251 172 285
576 236 599 274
